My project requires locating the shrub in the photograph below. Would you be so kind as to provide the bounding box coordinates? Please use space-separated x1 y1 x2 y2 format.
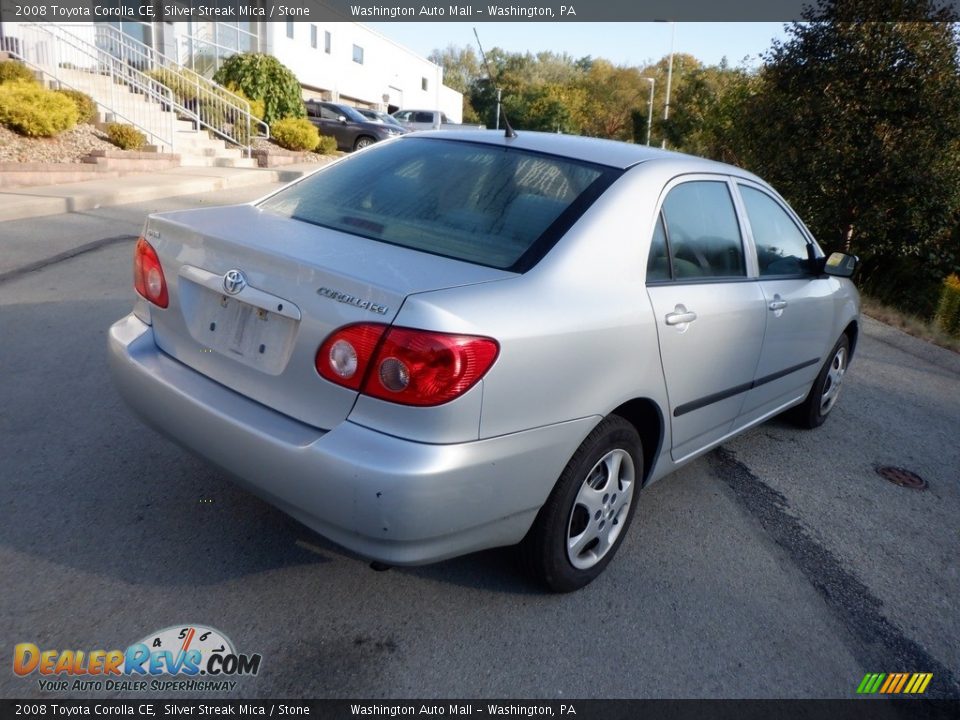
147 67 200 104
148 69 267 144
213 53 305 124
106 123 147 150
225 83 265 122
934 274 960 337
0 60 36 85
0 80 77 137
221 83 265 144
270 117 319 152
55 89 98 123
315 134 338 155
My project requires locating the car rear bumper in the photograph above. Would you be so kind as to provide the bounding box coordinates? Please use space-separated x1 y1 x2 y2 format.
107 314 596 565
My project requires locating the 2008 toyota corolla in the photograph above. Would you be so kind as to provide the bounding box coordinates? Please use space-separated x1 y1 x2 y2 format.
108 131 859 592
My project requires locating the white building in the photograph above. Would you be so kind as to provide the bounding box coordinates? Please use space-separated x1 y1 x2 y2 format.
268 22 463 120
107 18 465 120
0 16 464 120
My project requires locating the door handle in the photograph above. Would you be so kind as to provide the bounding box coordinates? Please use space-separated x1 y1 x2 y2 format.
665 305 698 326
768 299 788 311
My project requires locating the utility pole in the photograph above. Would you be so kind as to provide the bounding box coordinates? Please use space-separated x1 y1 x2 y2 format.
643 77 655 146
660 20 675 149
495 87 502 130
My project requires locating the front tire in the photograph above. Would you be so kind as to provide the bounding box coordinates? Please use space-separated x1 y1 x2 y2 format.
791 334 849 429
520 415 642 592
354 135 375 151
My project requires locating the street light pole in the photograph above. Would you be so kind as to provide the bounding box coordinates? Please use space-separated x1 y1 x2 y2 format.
643 77 655 146
661 20 675 149
495 87 502 130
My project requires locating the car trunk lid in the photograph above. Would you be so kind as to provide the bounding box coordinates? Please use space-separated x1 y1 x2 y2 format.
144 204 513 430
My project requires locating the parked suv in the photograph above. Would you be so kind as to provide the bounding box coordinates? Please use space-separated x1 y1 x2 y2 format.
305 100 406 151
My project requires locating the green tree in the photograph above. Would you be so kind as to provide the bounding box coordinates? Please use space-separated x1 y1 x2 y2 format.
664 60 758 164
579 59 655 141
213 53 304 125
637 53 702 146
429 45 483 122
740 0 960 314
468 48 588 132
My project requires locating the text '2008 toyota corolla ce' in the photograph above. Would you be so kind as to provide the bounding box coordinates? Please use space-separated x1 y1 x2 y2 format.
108 131 859 592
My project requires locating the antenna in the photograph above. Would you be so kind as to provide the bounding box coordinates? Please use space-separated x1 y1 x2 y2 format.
473 27 516 139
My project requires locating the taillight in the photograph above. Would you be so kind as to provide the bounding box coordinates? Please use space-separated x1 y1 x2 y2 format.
316 324 499 407
316 323 388 390
133 237 168 308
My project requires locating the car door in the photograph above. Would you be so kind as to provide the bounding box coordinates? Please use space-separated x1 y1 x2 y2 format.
318 104 352 149
646 177 768 462
733 181 835 425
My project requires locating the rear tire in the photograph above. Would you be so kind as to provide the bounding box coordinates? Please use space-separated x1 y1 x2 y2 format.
790 334 849 429
520 415 642 593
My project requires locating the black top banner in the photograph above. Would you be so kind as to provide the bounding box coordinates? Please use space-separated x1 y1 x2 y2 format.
2 0 960 23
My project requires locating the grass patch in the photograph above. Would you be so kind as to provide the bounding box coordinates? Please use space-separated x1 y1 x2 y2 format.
861 295 960 354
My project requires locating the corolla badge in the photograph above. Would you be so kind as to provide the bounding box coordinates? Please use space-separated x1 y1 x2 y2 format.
223 269 247 295
317 286 389 315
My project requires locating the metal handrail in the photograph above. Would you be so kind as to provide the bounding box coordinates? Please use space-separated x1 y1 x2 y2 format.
92 24 269 153
1 24 177 151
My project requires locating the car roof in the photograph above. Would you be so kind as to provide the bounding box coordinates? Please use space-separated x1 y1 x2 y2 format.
407 129 762 178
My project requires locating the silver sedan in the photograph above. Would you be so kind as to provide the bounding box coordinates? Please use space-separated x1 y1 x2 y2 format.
108 131 859 592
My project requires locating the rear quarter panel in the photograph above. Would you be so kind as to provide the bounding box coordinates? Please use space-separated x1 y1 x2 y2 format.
392 165 671 443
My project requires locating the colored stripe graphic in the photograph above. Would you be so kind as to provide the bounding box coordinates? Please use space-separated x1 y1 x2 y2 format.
879 674 897 693
857 673 932 694
893 673 909 693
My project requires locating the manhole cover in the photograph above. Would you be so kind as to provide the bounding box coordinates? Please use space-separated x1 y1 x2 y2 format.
875 465 927 490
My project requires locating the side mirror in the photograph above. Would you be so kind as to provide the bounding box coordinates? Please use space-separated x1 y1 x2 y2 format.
821 252 858 278
338 115 348 124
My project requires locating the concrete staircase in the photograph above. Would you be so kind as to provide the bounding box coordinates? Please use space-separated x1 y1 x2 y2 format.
162 131 258 168
52 67 256 168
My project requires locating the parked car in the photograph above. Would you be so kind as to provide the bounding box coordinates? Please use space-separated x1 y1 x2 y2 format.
305 100 406 151
108 131 859 592
357 108 407 131
391 109 485 131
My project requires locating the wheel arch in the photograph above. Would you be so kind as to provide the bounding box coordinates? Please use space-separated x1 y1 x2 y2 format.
609 397 664 485
844 319 859 360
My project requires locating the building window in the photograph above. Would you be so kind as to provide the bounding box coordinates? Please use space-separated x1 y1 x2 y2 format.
352 44 364 64
184 20 261 76
310 25 317 49
324 31 331 54
286 21 294 39
421 77 429 91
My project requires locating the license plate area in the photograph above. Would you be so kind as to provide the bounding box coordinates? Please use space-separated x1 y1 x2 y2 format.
179 276 299 376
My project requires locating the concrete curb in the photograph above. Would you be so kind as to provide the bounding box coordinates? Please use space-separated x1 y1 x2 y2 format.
0 163 324 223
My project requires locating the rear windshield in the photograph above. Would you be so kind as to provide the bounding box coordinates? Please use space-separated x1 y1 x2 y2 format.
257 137 619 271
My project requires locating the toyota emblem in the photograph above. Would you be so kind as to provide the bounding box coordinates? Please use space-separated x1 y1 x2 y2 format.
223 269 247 295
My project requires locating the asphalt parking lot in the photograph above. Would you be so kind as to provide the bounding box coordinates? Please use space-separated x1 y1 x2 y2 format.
1 185 958 700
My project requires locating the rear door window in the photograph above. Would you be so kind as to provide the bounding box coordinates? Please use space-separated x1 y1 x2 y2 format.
258 137 620 271
656 180 746 280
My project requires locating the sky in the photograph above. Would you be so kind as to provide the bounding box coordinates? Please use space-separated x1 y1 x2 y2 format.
365 22 791 69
